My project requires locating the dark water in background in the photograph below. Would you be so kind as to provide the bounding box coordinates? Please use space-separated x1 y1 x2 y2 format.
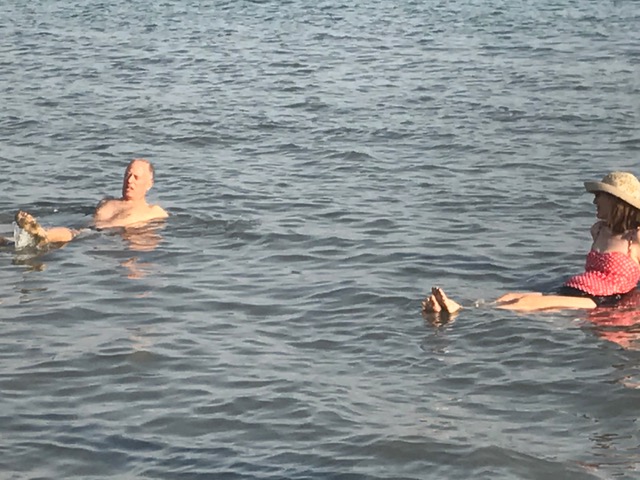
1 0 640 478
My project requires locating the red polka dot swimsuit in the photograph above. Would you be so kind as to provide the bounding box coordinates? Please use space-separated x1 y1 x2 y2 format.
564 250 640 296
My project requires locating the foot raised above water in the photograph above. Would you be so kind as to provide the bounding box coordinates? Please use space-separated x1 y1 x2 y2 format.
15 210 49 247
422 286 463 314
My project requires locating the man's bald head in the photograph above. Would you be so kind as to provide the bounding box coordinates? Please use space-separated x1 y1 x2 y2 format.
123 158 155 201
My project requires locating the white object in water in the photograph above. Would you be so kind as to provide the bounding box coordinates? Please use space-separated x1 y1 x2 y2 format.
13 222 39 249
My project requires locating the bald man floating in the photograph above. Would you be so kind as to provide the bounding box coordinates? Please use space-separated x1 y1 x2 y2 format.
13 158 168 247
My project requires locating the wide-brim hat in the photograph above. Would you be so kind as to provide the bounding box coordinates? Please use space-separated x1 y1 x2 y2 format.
584 171 640 210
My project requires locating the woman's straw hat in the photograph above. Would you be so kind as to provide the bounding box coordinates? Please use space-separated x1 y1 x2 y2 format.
584 171 640 210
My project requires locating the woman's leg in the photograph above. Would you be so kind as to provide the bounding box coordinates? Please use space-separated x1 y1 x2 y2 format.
423 288 598 315
496 293 597 311
495 292 542 303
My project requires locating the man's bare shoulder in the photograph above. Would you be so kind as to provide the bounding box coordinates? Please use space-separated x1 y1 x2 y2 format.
149 204 169 219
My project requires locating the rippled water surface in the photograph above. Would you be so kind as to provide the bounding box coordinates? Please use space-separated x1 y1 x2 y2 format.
2 0 640 478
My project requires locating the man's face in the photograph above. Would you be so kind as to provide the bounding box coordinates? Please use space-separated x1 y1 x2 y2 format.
122 160 153 201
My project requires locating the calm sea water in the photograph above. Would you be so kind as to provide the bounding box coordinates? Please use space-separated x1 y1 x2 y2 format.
1 0 640 478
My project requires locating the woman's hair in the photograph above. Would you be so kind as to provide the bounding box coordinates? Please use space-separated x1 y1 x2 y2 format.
608 194 640 234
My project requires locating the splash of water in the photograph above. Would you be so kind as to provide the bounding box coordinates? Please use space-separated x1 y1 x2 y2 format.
13 222 39 250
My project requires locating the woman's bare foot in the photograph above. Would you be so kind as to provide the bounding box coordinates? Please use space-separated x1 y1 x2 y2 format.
432 287 462 313
422 294 442 314
15 210 48 247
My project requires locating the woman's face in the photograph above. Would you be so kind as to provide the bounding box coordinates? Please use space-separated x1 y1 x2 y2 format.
593 191 615 220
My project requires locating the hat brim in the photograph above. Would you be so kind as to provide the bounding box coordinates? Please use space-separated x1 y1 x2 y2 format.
585 181 640 210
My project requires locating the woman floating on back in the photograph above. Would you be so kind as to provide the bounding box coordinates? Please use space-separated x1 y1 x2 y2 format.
423 171 640 313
